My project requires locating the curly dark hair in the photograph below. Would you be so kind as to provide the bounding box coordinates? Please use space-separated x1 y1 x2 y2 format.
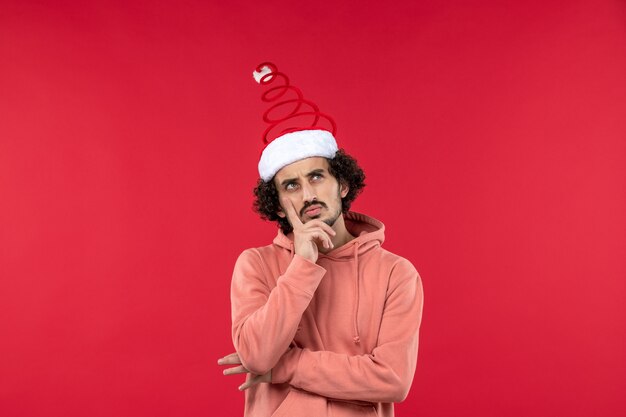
253 149 366 234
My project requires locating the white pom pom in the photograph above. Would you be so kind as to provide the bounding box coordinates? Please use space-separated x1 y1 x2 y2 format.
253 65 273 84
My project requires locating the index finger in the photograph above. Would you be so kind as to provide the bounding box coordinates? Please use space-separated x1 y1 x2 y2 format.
281 197 303 228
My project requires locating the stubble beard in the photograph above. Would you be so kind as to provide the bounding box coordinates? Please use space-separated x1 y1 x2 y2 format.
314 189 343 228
322 204 342 228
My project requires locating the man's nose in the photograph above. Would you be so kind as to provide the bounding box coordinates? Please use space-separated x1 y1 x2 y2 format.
301 182 317 202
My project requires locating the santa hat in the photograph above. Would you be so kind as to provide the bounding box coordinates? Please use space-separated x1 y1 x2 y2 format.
253 62 338 182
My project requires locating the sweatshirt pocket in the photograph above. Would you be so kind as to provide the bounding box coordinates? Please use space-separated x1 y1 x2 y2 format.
271 389 327 417
329 400 379 417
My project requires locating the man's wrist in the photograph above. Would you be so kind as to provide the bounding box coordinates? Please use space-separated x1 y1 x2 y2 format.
271 347 303 384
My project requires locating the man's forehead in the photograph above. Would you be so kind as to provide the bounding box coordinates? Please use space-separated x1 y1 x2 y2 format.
274 157 329 181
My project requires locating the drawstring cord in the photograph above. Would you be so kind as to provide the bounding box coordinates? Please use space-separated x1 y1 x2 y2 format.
352 241 361 344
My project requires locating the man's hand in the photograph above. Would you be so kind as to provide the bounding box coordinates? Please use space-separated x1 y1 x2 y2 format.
282 197 336 263
218 352 272 391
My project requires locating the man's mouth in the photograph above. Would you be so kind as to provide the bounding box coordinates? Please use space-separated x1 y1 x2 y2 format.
304 205 323 216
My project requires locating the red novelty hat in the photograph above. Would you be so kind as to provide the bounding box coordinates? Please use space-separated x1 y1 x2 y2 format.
253 62 338 182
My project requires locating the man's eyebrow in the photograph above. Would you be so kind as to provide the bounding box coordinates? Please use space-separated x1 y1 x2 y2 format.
306 168 326 177
279 169 326 187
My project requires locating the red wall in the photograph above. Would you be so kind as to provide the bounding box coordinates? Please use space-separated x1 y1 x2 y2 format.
1 1 625 416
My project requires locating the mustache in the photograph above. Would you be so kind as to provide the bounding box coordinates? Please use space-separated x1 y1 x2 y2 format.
300 201 327 216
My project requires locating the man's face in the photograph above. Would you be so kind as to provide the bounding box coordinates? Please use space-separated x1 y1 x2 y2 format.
274 157 349 228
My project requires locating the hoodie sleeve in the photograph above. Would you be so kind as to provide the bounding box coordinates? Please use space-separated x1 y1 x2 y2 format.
270 258 424 404
231 249 327 375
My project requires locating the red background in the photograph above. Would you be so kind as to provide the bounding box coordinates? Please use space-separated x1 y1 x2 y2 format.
1 1 625 416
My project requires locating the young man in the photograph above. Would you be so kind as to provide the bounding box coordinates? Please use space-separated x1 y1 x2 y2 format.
218 63 424 417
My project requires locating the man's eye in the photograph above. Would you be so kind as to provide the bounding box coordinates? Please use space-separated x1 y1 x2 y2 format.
312 174 323 181
285 183 298 191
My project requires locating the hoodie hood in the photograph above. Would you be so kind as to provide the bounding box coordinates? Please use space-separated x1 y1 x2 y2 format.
272 210 385 344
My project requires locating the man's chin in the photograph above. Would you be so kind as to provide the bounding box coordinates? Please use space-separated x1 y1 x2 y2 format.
303 208 340 226
304 213 328 223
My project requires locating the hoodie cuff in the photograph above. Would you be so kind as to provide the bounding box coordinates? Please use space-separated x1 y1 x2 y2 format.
271 347 303 384
281 254 326 296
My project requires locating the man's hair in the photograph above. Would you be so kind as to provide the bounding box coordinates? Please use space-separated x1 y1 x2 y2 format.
253 149 366 234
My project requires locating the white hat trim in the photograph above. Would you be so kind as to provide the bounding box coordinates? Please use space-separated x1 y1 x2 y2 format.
258 129 338 182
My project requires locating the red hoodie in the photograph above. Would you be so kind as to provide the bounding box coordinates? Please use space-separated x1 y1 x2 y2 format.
231 211 424 417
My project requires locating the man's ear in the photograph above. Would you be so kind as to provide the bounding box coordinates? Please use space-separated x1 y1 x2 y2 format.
274 179 287 218
340 181 349 198
276 196 286 218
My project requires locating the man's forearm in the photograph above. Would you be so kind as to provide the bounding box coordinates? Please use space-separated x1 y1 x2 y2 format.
231 250 326 375
271 339 418 404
